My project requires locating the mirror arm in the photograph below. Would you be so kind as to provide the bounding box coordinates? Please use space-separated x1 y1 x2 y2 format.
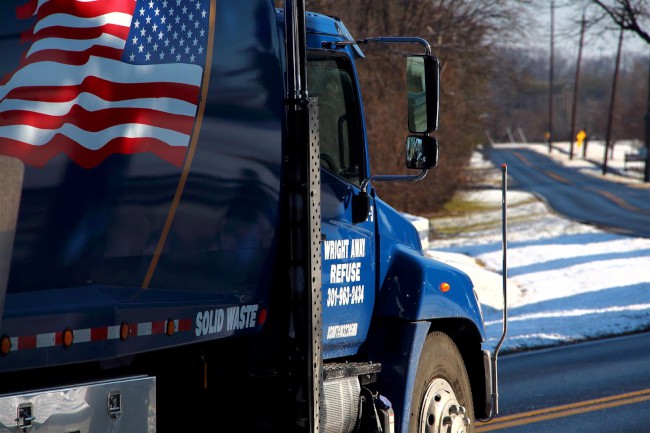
360 169 428 194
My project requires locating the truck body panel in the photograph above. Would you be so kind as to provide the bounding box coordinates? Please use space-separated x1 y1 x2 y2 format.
1 0 284 371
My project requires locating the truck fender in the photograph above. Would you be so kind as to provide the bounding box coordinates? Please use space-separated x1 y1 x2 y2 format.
376 244 486 340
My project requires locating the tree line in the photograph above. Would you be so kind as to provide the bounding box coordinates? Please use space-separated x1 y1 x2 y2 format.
305 0 529 214
489 47 647 145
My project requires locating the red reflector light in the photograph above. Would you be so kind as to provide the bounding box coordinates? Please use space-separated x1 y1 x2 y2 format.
439 282 451 293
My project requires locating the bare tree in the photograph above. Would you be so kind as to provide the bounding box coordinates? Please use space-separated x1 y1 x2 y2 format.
591 0 650 42
305 0 531 213
591 0 650 181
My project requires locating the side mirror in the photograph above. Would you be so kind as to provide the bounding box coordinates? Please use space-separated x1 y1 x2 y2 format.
406 135 438 170
406 55 440 134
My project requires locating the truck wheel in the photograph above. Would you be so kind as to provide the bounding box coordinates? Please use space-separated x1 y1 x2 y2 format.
409 331 474 433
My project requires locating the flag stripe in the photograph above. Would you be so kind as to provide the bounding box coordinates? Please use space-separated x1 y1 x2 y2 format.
0 106 195 134
34 11 133 33
28 33 126 57
31 1 136 21
3 77 199 106
15 46 124 69
0 136 188 168
0 58 203 100
22 23 131 45
0 92 197 117
0 122 190 149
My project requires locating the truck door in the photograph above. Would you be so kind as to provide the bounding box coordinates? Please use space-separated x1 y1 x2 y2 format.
307 54 376 359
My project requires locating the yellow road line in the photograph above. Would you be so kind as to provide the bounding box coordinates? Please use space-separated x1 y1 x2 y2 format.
511 151 532 167
584 186 650 215
543 170 572 184
476 388 650 432
510 151 571 184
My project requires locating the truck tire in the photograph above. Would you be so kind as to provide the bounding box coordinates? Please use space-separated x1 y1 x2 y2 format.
409 331 474 433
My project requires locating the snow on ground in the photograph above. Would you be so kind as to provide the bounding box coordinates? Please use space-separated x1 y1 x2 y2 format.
424 142 650 353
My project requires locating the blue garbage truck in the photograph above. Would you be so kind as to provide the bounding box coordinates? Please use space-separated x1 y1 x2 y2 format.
0 0 503 432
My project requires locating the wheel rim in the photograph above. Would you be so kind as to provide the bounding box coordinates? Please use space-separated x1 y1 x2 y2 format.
419 378 471 433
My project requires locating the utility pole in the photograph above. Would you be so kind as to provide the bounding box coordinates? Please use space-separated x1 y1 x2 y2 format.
645 55 650 182
548 0 555 153
602 28 624 176
569 12 586 160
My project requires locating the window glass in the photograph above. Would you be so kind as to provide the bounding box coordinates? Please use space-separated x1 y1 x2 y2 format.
307 57 363 185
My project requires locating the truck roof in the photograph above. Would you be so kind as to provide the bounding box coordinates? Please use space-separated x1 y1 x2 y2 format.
276 9 355 40
275 8 364 58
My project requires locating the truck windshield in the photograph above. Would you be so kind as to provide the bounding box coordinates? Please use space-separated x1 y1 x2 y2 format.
307 56 363 185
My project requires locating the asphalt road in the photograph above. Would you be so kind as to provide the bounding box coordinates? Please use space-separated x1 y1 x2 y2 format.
487 147 650 238
476 332 650 432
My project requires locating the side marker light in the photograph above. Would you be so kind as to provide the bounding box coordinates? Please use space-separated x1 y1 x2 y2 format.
0 335 11 356
120 322 130 341
258 309 267 326
439 282 451 293
63 328 74 348
166 319 175 337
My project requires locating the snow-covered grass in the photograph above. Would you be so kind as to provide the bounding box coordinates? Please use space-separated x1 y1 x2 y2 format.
425 145 650 353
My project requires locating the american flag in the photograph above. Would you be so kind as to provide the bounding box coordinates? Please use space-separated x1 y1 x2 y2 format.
0 0 211 168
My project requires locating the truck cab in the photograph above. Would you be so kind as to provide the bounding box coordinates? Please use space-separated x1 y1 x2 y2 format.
296 11 493 432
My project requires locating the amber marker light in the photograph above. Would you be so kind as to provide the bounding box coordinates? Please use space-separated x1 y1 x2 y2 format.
63 328 74 348
0 335 11 356
166 319 175 337
439 282 451 293
120 322 130 341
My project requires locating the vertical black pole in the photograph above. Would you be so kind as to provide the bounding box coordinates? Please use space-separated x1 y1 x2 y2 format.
494 163 509 417
548 0 555 153
284 2 322 432
644 55 650 182
603 28 624 175
569 12 585 160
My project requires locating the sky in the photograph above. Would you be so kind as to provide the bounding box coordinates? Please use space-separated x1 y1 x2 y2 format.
524 1 648 60
422 143 650 353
